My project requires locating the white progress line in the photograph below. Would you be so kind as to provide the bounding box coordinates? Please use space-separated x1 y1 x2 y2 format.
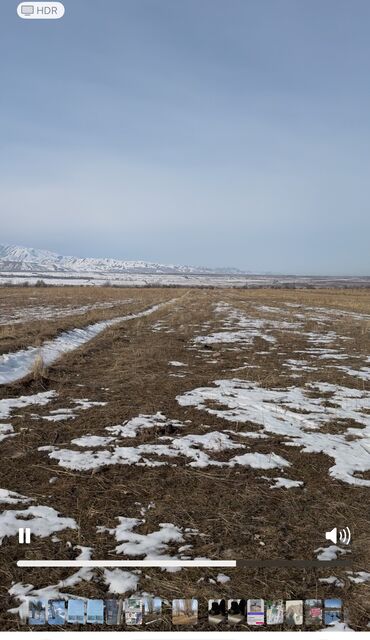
17 560 236 568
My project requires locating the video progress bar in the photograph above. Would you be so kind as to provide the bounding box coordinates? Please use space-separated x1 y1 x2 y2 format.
17 560 236 568
17 559 352 569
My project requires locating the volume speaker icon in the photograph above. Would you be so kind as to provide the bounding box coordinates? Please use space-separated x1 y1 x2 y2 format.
325 526 351 545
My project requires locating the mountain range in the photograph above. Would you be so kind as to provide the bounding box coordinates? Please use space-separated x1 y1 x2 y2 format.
0 244 248 276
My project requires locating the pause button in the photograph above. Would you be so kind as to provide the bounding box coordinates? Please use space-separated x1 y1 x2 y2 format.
18 528 31 544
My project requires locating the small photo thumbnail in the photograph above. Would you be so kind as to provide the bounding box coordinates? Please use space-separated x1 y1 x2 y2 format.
125 597 143 626
172 599 198 626
67 599 85 624
143 596 162 624
227 599 246 624
266 599 284 625
47 599 66 625
285 600 303 626
28 599 47 625
247 598 265 626
105 599 122 625
305 599 323 625
86 599 104 624
324 598 343 626
208 599 227 624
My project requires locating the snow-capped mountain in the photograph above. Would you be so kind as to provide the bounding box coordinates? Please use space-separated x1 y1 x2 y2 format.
0 244 247 275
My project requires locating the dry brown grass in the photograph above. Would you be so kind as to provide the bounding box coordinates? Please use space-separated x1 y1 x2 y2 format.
0 287 369 630
30 353 47 380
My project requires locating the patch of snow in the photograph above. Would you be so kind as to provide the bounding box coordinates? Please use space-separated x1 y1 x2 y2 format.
285 303 370 323
0 504 77 544
103 568 140 594
106 412 183 439
41 398 106 422
270 477 303 489
304 331 339 345
335 366 370 381
216 573 230 584
73 399 107 410
0 391 56 420
319 576 344 587
177 379 370 486
0 424 15 443
41 428 243 471
42 409 76 422
193 303 283 347
318 352 350 361
71 435 115 448
174 431 240 453
0 391 56 443
315 545 349 561
229 452 290 469
346 571 370 584
283 359 318 372
99 517 185 560
0 488 31 504
256 306 281 313
226 429 269 440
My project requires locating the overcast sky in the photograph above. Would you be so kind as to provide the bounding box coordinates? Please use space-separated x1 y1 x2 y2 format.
1 0 370 274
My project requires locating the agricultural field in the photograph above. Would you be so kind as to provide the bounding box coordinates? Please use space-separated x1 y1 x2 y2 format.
0 286 369 630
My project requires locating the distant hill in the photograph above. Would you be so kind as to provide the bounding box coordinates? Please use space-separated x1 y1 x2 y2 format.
0 244 249 276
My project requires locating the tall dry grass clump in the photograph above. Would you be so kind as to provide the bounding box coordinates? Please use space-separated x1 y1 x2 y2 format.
31 353 47 379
